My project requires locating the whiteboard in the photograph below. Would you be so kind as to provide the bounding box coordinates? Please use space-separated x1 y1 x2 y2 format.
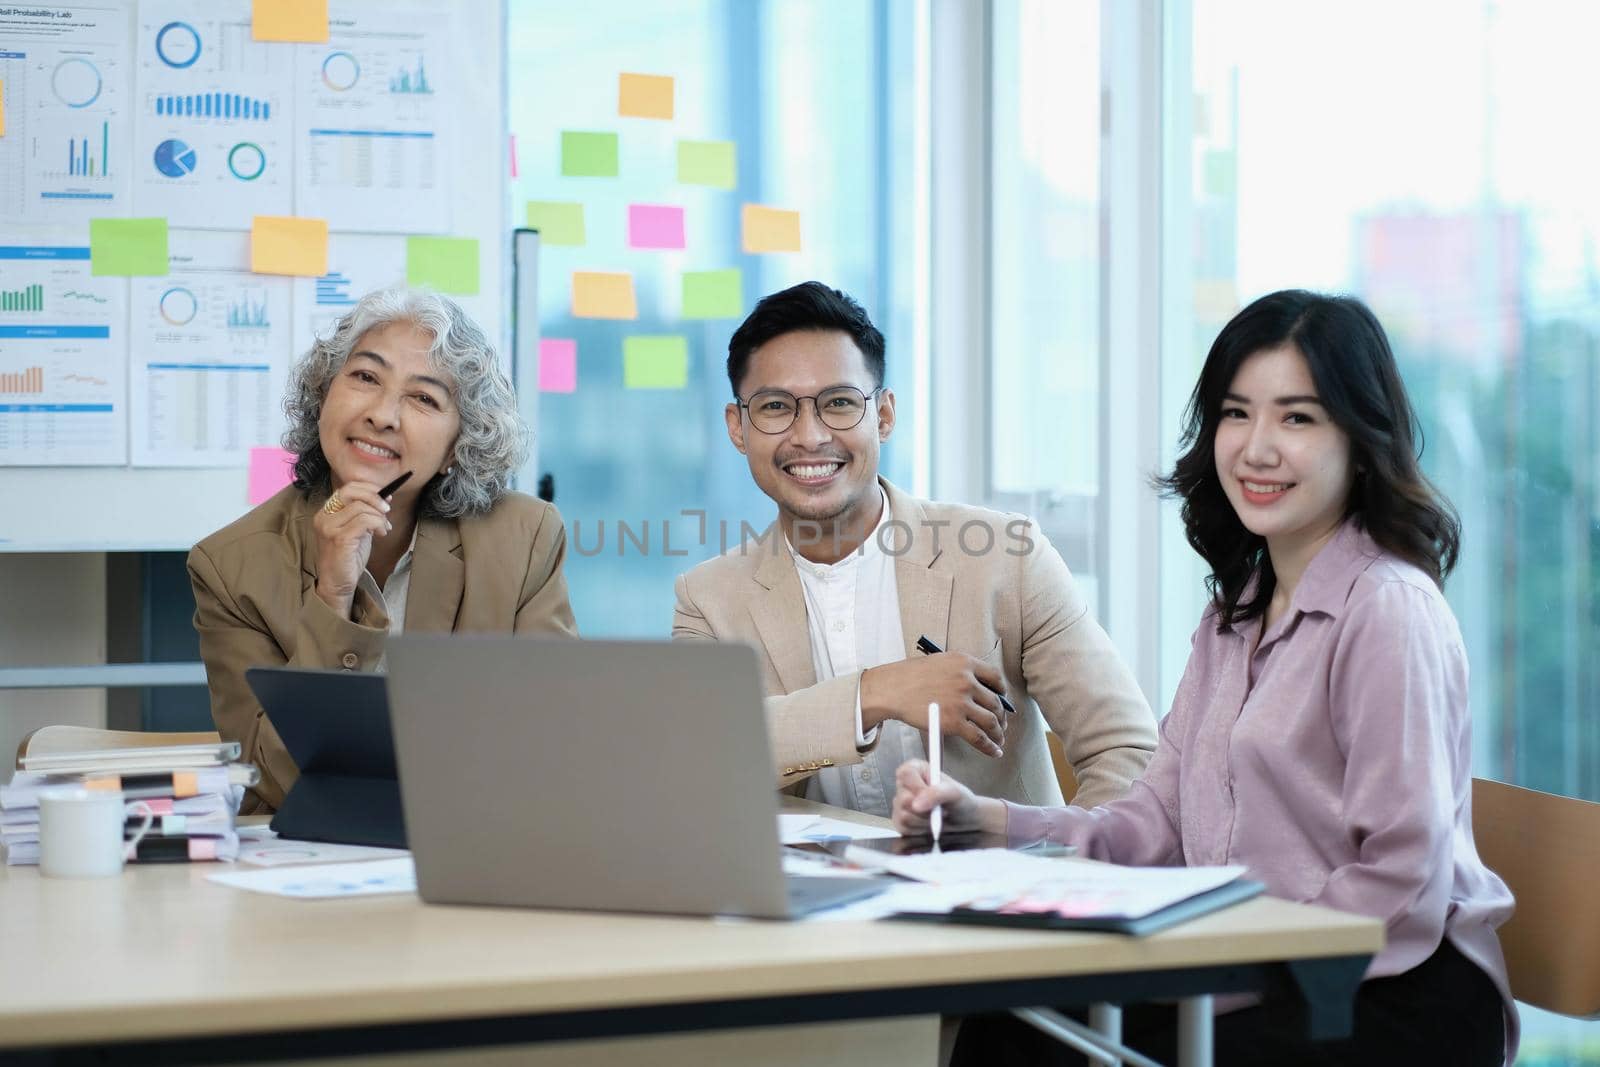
0 0 508 552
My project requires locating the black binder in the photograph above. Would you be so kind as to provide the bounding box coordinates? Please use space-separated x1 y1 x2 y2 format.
244 667 407 849
892 878 1267 937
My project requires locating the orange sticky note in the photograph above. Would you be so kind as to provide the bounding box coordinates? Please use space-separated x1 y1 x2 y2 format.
251 216 328 276
618 73 674 120
252 0 329 42
741 204 801 254
571 271 637 320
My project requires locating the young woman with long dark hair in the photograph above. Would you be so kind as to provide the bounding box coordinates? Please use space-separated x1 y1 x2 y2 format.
893 290 1517 1066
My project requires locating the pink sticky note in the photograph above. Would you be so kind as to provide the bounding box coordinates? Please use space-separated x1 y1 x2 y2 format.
539 338 577 393
248 447 297 504
628 204 686 250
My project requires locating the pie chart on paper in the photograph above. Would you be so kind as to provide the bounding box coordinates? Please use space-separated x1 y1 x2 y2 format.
154 139 197 178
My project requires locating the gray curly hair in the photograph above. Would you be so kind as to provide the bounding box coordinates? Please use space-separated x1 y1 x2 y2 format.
283 287 527 518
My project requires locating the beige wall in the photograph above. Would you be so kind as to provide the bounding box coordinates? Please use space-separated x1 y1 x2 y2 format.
0 554 106 764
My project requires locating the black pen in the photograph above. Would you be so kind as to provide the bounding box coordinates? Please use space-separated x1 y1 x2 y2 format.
378 470 413 499
915 635 1017 715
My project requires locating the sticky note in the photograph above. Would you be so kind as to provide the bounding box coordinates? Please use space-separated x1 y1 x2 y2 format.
571 271 637 319
0 79 6 138
677 140 736 189
252 0 329 42
251 216 328 276
508 133 518 179
741 204 801 254
248 447 297 504
682 269 743 319
89 218 169 276
406 236 479 294
628 204 685 250
561 131 619 178
539 339 577 393
526 201 586 246
623 335 689 390
618 73 674 120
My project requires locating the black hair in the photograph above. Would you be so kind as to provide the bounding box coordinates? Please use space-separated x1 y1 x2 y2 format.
1157 289 1461 627
726 281 885 397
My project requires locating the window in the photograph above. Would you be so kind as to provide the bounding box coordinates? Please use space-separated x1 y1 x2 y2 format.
1169 2 1600 1055
990 0 1101 599
507 0 925 636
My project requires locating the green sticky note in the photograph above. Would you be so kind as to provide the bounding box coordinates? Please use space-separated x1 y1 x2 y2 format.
562 131 619 177
623 335 689 390
406 236 480 294
89 218 169 276
677 139 736 189
681 269 743 319
526 201 586 246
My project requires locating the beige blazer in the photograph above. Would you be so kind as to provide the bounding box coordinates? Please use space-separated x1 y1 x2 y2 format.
672 479 1157 809
188 485 577 813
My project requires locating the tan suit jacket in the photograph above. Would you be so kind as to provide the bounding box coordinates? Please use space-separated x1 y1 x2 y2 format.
188 485 577 812
672 479 1157 809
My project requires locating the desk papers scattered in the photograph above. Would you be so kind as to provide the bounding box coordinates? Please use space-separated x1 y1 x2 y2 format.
778 813 899 845
235 824 409 867
804 848 1253 929
208 858 417 899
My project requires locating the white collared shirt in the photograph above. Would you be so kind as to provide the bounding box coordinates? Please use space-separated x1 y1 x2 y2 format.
787 487 924 816
357 528 417 672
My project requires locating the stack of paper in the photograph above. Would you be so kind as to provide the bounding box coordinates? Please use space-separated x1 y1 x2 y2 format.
1 742 258 866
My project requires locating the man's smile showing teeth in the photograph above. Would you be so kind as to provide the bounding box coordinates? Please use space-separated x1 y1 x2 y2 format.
353 439 399 459
785 462 842 480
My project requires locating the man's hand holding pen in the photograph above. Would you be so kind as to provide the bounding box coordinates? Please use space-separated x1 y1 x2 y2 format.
858 639 1013 759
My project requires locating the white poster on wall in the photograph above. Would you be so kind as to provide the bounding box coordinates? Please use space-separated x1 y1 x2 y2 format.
0 4 133 224
292 3 452 233
131 0 292 229
0 233 128 466
127 230 291 467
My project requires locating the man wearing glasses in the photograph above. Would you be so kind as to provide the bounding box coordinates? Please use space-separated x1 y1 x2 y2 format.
673 281 1156 815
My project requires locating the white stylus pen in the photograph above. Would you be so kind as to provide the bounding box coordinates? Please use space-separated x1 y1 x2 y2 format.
928 701 942 848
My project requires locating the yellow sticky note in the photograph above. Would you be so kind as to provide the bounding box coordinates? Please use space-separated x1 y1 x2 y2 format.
741 204 801 254
618 73 674 120
572 271 637 320
251 216 328 277
252 0 329 42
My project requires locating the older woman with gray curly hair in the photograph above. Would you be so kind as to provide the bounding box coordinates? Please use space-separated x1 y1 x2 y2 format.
188 287 577 813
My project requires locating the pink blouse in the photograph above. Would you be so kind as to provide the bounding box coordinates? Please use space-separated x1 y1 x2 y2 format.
1006 519 1517 1062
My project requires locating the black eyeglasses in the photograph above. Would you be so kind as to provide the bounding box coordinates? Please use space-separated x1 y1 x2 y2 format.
737 386 882 435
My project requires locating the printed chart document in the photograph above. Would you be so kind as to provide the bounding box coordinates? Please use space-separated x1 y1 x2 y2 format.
0 4 133 224
289 232 403 360
293 3 453 233
0 233 128 465
209 857 416 899
778 813 900 845
128 229 290 466
235 824 408 867
132 0 292 228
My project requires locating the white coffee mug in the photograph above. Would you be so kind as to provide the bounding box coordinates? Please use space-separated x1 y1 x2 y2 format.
38 789 155 878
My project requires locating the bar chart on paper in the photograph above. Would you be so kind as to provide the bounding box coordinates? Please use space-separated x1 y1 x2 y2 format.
0 242 126 465
0 4 133 223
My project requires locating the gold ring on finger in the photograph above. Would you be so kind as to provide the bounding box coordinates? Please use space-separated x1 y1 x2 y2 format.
322 493 346 515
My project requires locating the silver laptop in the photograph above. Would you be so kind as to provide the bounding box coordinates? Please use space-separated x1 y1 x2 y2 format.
384 636 885 919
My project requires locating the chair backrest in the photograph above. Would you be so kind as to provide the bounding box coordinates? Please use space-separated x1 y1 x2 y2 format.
15 725 222 769
1472 777 1600 1016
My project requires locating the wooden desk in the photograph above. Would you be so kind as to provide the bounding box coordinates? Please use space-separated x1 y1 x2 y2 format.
0 800 1381 1065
